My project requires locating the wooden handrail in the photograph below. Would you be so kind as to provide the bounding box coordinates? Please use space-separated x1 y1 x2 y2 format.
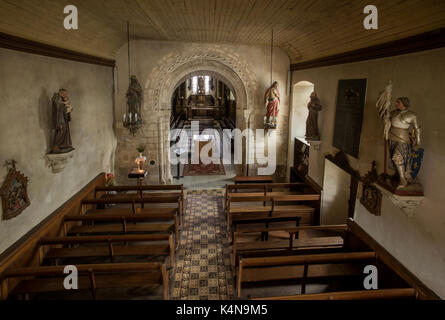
2 262 163 278
241 251 375 267
253 288 417 300
234 224 347 234
95 185 183 191
227 183 309 190
228 194 320 202
40 234 171 245
82 197 179 205
64 213 175 221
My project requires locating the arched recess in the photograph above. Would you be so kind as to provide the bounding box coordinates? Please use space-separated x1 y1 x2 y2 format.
143 49 257 184
286 81 315 179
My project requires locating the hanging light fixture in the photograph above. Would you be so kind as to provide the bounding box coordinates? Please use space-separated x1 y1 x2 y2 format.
123 21 143 135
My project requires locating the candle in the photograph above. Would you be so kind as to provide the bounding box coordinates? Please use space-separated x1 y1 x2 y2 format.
123 113 126 122
135 113 138 122
129 113 132 122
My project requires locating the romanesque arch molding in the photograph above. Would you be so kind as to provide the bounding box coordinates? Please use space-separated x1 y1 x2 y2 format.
142 46 258 183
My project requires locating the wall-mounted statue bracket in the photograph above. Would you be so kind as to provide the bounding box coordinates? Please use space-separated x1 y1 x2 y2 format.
375 183 424 217
46 149 75 173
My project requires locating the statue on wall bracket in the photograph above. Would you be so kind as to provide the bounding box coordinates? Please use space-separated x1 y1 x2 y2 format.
46 88 75 173
375 81 424 196
264 81 280 129
305 92 322 141
0 160 30 220
50 89 74 154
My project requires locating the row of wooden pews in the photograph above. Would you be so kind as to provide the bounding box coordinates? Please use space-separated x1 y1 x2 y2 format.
225 182 321 240
233 218 434 300
0 182 185 300
226 177 436 300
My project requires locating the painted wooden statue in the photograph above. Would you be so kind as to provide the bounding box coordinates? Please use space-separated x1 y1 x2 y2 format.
265 81 280 127
305 92 322 141
51 89 74 154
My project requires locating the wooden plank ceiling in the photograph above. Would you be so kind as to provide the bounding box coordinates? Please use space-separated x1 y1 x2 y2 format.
0 0 444 63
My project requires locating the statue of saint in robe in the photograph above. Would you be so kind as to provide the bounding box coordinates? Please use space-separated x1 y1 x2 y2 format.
126 75 142 121
51 89 74 154
305 92 322 141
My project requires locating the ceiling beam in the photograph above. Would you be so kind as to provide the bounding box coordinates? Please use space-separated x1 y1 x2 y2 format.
0 32 115 68
290 28 445 71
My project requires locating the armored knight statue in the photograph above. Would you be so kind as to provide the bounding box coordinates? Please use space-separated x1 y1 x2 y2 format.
305 92 322 141
385 97 421 188
265 81 280 127
51 89 74 154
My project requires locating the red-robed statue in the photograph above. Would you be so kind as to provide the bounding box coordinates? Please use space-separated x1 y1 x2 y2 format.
265 81 280 127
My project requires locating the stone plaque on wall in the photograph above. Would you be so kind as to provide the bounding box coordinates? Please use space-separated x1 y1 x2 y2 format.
333 79 367 158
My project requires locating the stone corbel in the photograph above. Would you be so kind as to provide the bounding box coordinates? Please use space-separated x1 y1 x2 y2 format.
375 184 425 217
46 150 75 173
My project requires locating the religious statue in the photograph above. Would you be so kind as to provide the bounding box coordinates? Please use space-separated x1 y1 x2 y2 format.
126 75 142 120
376 83 422 190
265 81 280 127
197 76 205 95
305 92 322 141
51 89 74 154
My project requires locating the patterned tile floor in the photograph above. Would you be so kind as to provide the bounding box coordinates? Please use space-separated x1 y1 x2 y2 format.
171 189 234 300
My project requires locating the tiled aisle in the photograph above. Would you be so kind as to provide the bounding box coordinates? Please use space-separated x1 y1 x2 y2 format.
171 189 234 300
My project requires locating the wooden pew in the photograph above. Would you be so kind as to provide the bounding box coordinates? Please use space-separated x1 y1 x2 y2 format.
253 288 418 300
225 182 311 209
234 176 274 185
94 185 184 223
82 197 183 227
236 251 376 299
64 213 175 240
63 211 179 245
227 194 320 228
232 225 347 266
0 262 168 300
39 234 175 267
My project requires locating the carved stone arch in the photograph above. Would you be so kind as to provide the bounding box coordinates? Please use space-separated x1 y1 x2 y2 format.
142 46 258 183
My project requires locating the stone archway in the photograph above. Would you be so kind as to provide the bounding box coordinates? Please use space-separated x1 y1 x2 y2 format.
143 47 258 183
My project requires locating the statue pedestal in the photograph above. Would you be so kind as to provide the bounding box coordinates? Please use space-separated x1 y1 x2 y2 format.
375 181 425 217
46 150 75 173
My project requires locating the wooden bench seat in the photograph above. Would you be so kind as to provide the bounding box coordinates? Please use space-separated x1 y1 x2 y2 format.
40 234 175 265
232 225 347 265
229 205 314 226
237 251 376 298
82 197 183 225
64 212 178 244
94 185 184 224
253 288 417 300
1 262 168 300
227 194 320 227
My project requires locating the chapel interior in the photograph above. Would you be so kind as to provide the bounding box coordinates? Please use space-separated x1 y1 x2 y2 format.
0 0 444 301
